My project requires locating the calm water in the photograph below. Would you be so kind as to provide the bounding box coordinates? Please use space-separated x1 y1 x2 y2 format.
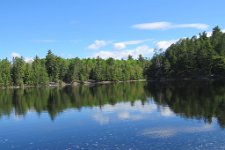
0 81 225 150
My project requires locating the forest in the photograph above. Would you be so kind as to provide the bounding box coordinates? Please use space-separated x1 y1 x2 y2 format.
147 26 225 79
1 26 225 87
0 50 150 87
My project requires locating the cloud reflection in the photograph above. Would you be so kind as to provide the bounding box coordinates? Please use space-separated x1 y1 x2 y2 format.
141 124 213 138
160 107 174 117
92 100 157 124
93 113 109 125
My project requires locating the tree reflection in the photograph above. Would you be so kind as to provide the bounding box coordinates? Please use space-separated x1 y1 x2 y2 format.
0 82 147 120
1 80 225 128
146 80 225 128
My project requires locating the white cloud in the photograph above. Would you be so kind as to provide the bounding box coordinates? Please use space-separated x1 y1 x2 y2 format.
132 21 208 30
11 52 21 58
24 57 34 63
206 31 212 37
88 40 108 50
114 40 150 50
93 51 115 59
133 22 171 30
92 45 154 59
175 23 209 30
156 39 178 50
11 52 33 63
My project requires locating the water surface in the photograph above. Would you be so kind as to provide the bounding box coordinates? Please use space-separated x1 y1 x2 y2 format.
0 81 225 150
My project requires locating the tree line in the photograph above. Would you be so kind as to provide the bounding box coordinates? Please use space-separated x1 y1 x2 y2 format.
0 51 150 87
1 26 225 87
146 26 225 79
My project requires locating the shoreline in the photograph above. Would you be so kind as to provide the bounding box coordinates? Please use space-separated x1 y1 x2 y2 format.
0 79 147 90
148 76 225 82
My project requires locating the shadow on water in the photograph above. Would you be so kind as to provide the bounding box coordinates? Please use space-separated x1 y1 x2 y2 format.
0 80 225 127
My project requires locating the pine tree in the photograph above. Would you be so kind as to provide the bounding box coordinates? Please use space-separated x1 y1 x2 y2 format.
12 57 25 86
0 59 11 87
45 50 59 82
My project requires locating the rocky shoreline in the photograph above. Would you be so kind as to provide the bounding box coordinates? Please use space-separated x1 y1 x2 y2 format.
0 79 147 89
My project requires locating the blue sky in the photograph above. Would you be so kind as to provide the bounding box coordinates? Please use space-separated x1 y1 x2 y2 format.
0 0 225 60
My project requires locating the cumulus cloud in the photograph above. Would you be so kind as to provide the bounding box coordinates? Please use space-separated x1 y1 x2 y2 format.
156 39 178 50
206 31 213 37
11 52 33 63
92 45 154 59
88 40 108 50
132 21 209 30
114 39 150 50
11 52 21 58
24 57 34 63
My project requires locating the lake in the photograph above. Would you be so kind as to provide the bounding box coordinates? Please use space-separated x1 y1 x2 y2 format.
0 81 225 150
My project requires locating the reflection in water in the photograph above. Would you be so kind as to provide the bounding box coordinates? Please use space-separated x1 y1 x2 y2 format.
92 101 157 124
1 81 225 150
146 80 225 128
1 80 225 127
0 83 147 120
141 124 213 138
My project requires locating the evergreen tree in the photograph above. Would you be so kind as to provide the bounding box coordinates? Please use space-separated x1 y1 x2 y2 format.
45 50 59 82
32 56 49 85
146 26 225 79
12 57 25 86
0 59 11 87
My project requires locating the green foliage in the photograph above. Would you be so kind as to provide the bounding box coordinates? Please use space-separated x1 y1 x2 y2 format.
147 26 225 79
45 50 59 82
12 57 25 86
0 59 11 87
0 51 148 87
32 56 49 85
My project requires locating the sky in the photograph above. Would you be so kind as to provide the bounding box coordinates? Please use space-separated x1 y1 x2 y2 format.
0 0 225 60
